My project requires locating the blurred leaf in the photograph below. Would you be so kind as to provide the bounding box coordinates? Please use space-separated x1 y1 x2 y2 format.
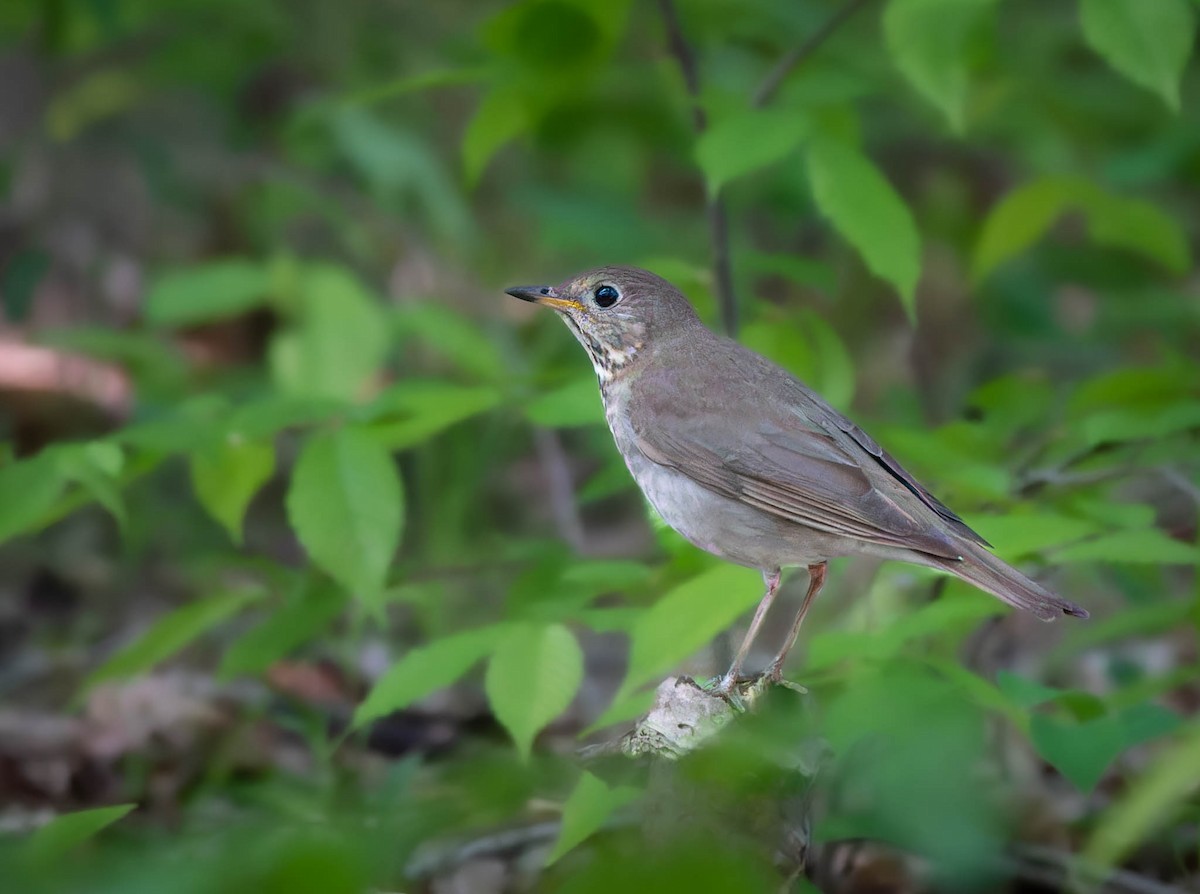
547 772 640 864
145 259 271 327
741 310 855 410
621 565 760 695
81 589 262 694
463 85 529 185
883 0 993 132
1052 528 1198 565
286 427 405 606
695 108 809 192
996 670 1065 708
190 436 275 544
269 266 389 402
1079 0 1195 111
525 375 605 427
218 583 346 680
807 136 921 316
971 512 1101 557
363 381 502 449
485 622 583 760
1079 402 1200 446
59 442 127 531
394 303 507 381
741 251 837 294
1084 722 1200 870
0 451 68 544
973 176 1189 282
354 626 505 728
24 804 136 866
1030 703 1181 791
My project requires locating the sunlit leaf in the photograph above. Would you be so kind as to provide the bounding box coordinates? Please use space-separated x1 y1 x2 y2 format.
218 583 347 680
354 626 505 728
145 259 271 326
286 427 405 606
547 772 640 864
695 108 809 192
807 137 921 316
25 804 136 866
81 588 262 694
485 622 584 759
621 565 761 694
190 436 275 543
1079 0 1195 111
883 0 994 132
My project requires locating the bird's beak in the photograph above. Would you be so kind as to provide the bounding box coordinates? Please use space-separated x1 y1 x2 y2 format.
504 285 584 313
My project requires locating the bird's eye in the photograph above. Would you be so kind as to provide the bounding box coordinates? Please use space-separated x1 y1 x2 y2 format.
594 285 620 308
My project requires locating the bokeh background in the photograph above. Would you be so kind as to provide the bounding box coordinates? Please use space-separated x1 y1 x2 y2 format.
1 0 1198 891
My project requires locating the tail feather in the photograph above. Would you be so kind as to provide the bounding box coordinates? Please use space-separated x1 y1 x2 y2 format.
928 541 1088 621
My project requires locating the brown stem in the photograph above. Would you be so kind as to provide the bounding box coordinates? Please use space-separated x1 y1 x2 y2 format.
657 0 738 336
752 0 876 108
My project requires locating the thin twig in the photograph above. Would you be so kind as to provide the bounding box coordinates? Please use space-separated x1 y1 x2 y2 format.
657 0 738 336
752 0 876 108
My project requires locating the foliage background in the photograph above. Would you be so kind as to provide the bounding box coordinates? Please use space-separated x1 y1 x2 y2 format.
0 0 1198 891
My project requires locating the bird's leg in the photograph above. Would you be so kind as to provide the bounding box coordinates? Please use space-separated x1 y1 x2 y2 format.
765 562 826 682
714 568 782 693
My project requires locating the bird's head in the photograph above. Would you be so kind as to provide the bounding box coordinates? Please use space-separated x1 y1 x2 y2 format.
505 265 700 380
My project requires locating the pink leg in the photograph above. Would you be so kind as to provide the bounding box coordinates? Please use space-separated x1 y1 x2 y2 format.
715 568 782 692
765 563 826 681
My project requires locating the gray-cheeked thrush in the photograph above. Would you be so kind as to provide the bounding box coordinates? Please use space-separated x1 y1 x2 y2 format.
507 266 1088 693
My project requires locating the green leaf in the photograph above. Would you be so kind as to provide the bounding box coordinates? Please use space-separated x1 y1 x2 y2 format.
695 108 809 192
485 622 584 760
218 583 346 680
286 427 405 606
970 512 1102 558
145 259 271 326
393 303 507 382
883 0 994 133
1031 704 1181 791
525 375 605 428
24 804 136 866
547 772 640 864
1052 528 1198 565
269 265 389 402
1080 0 1195 112
190 436 275 543
0 451 68 544
353 626 504 728
81 588 261 695
621 565 761 695
972 176 1189 282
59 442 127 531
362 381 503 449
807 137 921 316
996 671 1066 709
741 310 855 410
463 85 529 186
1079 402 1200 446
1084 722 1200 871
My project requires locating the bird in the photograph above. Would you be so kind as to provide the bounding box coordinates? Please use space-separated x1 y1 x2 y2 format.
506 266 1087 693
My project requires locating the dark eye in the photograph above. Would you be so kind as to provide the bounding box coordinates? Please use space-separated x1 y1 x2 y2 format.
594 285 619 308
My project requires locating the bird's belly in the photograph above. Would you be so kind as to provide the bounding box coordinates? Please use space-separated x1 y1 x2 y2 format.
619 443 835 571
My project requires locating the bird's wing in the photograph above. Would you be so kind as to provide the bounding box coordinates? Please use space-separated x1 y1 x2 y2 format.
627 344 979 559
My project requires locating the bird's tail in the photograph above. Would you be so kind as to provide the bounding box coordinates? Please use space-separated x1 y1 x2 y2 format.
926 540 1088 621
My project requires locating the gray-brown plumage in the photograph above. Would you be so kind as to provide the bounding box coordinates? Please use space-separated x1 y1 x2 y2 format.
507 265 1087 691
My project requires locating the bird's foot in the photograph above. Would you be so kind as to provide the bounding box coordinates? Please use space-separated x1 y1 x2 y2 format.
700 673 748 712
